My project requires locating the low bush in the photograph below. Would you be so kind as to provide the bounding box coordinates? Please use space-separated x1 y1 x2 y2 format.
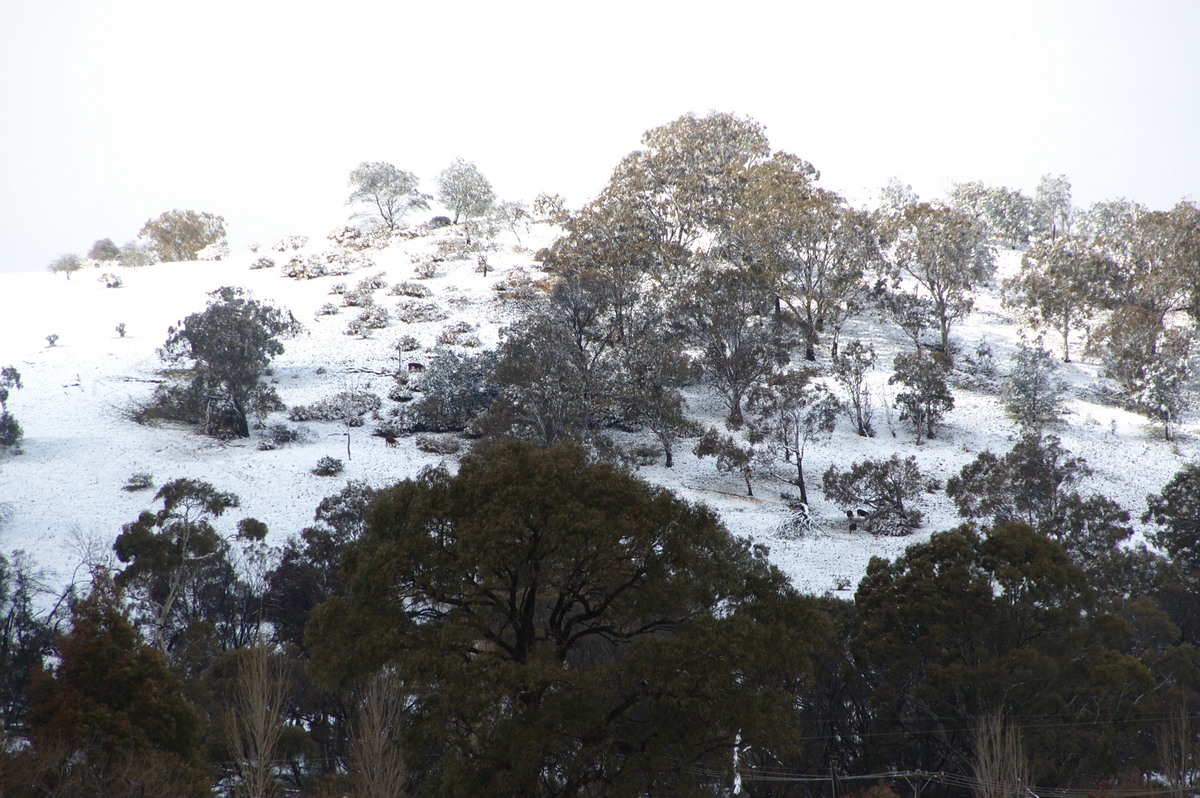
122 472 155 492
312 456 344 476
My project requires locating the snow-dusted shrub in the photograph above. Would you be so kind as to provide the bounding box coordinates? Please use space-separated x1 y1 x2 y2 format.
395 300 448 324
119 240 156 268
328 224 368 249
115 323 127 338
491 267 538 302
358 272 388 290
99 272 123 288
437 321 479 347
415 434 461 455
355 305 392 330
341 288 375 308
428 215 452 229
281 254 329 280
326 249 374 275
257 422 307 450
315 302 340 317
250 256 276 270
197 240 230 261
413 260 438 279
289 390 382 424
272 235 309 252
395 335 421 352
312 456 344 476
330 282 347 295
121 472 155 492
45 334 58 347
389 280 432 298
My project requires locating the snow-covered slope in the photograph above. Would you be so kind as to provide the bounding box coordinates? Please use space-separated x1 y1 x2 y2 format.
0 223 1193 597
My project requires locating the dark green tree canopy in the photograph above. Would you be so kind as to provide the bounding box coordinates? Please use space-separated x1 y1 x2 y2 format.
158 286 301 437
309 440 829 797
854 523 1151 785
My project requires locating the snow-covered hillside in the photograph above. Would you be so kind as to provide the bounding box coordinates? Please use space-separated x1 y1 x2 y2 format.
0 222 1193 597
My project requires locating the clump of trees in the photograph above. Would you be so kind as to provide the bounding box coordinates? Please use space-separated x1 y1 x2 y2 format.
308 440 825 796
4 446 1200 794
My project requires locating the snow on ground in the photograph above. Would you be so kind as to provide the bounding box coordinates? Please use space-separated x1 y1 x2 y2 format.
0 226 1195 599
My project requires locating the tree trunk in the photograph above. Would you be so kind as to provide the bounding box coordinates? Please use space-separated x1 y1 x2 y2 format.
796 459 808 505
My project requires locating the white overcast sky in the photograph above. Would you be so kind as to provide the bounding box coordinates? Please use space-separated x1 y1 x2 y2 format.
2 0 1198 273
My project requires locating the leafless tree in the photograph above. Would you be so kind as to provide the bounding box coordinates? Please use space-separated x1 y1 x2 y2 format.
226 646 290 798
349 669 409 798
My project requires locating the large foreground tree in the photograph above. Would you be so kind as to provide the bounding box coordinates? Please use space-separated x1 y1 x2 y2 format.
309 440 828 798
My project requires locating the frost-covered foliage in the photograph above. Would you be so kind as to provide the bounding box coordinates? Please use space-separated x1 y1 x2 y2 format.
311 456 344 477
436 157 495 224
413 260 438 279
833 340 876 437
821 455 926 534
389 280 432 298
414 434 461 455
1032 173 1075 241
281 250 374 280
395 300 448 324
250 256 276 270
140 209 226 262
98 272 123 289
890 352 954 444
289 390 382 425
46 253 82 280
436 321 479 347
532 192 567 221
118 239 156 268
345 305 391 336
394 335 421 352
358 272 388 291
196 240 230 261
347 161 429 231
272 235 309 252
885 202 995 358
257 422 307 450
408 349 499 432
748 370 841 505
1004 337 1065 434
282 254 330 280
947 180 1033 246
315 302 340 317
88 238 121 261
340 288 375 308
